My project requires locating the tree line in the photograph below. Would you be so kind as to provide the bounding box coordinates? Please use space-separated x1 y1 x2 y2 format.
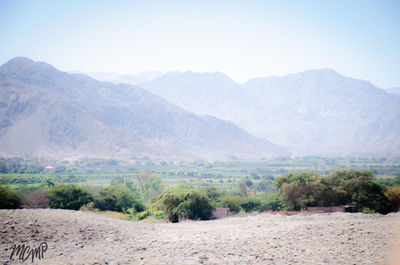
1 170 399 222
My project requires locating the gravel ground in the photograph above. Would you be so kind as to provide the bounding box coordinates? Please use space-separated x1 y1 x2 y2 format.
1 209 399 264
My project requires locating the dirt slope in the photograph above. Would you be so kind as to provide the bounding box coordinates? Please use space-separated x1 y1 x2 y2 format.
0 209 399 264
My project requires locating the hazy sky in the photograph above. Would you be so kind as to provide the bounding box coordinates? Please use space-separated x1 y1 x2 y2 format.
1 0 399 88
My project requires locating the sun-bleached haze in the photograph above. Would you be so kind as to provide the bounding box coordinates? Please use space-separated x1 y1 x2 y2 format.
1 0 399 88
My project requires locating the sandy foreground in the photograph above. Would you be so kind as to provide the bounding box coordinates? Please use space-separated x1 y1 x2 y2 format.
0 209 399 265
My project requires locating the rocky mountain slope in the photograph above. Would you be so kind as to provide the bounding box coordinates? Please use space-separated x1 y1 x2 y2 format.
74 70 163 86
387 87 400 96
0 57 287 161
139 69 400 157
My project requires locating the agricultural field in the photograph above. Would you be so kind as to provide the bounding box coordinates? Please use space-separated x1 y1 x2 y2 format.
1 157 399 192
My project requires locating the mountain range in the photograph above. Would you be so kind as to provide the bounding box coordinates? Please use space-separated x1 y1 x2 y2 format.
1 57 399 160
72 70 163 86
387 87 400 96
0 57 286 161
128 69 399 157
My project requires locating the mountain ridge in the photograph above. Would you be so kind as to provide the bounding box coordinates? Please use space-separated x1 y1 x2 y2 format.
138 68 400 157
0 57 287 161
387 87 400 96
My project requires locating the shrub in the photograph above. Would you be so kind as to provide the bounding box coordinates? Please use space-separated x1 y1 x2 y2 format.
385 186 400 212
136 172 163 200
136 210 150 221
80 202 98 212
260 193 285 211
275 172 320 211
0 184 22 209
362 208 376 214
46 184 93 210
240 197 261 213
94 186 145 213
347 180 390 214
219 195 242 214
158 188 214 222
153 210 164 219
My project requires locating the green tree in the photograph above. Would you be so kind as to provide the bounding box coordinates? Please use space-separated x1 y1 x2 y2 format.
260 193 285 211
46 184 93 210
326 170 390 213
94 186 145 213
237 178 252 197
124 178 140 197
385 186 400 212
158 188 214 222
275 172 320 210
219 195 242 214
0 184 22 209
136 172 163 200
255 179 274 193
240 197 261 213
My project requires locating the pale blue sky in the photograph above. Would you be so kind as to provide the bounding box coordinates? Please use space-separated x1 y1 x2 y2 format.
1 0 399 88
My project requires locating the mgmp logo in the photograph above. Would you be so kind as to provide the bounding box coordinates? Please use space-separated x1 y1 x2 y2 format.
9 242 48 263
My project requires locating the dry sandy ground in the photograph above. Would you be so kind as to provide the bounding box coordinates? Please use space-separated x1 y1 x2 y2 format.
1 209 399 265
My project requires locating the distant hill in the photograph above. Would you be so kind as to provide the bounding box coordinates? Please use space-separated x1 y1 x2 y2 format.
387 87 400 96
0 57 287 161
138 69 400 157
72 71 163 86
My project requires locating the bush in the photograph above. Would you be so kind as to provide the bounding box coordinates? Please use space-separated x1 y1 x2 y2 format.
46 184 93 210
94 186 145 213
0 184 22 209
347 179 390 214
275 172 320 211
385 186 400 212
158 188 214 222
153 210 164 219
80 202 97 212
260 193 285 211
219 195 242 214
240 197 261 213
362 208 376 214
136 210 150 221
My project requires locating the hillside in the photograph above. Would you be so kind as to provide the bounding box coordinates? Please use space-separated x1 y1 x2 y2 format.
388 87 400 96
0 57 287 161
74 70 163 86
139 69 400 157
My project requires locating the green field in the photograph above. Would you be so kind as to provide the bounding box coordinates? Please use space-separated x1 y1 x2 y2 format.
1 157 399 193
